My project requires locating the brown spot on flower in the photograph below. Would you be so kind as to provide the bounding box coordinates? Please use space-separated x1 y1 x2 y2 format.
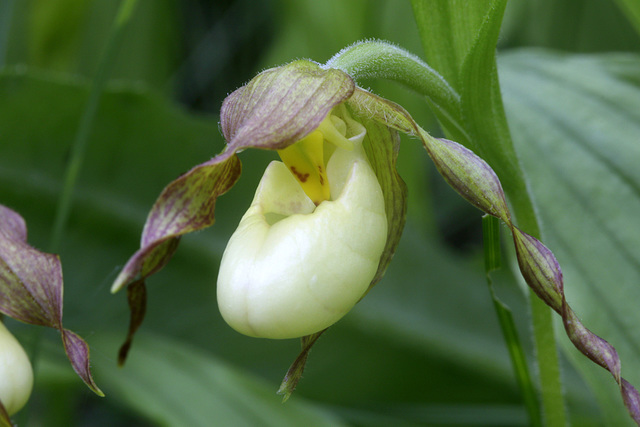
290 166 310 183
318 166 325 185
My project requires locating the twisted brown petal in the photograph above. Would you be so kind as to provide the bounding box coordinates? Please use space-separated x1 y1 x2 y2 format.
513 227 640 424
0 205 103 396
111 154 241 363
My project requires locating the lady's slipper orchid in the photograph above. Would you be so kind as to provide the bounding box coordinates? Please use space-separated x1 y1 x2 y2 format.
109 58 518 361
217 108 387 338
111 58 407 361
0 321 33 417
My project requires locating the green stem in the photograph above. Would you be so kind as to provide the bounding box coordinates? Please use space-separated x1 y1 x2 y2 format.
48 0 139 252
612 0 640 36
25 2 138 425
483 215 542 426
325 41 470 143
530 291 566 426
19 0 137 426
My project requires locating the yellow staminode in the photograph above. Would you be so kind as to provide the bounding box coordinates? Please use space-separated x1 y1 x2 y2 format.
277 113 353 205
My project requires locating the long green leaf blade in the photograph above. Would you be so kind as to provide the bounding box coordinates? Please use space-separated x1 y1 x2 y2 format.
613 0 640 37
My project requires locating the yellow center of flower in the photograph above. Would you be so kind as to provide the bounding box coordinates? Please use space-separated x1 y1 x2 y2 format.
277 113 353 205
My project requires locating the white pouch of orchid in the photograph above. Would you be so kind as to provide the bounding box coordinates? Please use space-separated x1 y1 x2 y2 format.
217 113 387 339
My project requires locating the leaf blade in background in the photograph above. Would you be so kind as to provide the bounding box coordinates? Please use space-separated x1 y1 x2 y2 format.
613 0 640 38
410 0 494 90
93 333 347 427
500 0 640 53
501 49 640 426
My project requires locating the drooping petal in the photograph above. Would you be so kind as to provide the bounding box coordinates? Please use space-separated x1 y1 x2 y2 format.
111 154 241 364
512 227 563 312
0 205 103 396
277 330 325 402
423 137 511 222
0 209 61 325
117 280 146 365
622 380 640 424
356 113 407 291
347 88 417 135
112 155 241 292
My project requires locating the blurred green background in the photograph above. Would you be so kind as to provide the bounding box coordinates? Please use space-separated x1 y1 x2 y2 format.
1 0 640 426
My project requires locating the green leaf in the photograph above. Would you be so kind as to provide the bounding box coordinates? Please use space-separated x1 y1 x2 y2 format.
410 0 495 91
92 333 346 427
458 0 528 209
501 0 640 53
50 0 139 252
16 0 179 87
501 49 640 426
614 0 640 38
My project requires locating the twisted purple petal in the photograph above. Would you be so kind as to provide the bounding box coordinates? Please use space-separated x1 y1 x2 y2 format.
0 205 103 396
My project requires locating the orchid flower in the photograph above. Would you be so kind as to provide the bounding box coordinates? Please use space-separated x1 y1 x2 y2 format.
218 106 388 339
111 59 407 358
111 42 640 422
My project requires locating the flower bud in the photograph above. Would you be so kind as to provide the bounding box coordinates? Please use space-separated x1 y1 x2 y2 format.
217 111 387 339
0 322 33 416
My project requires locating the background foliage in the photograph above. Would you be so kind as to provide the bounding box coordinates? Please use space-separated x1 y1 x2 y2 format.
1 0 639 425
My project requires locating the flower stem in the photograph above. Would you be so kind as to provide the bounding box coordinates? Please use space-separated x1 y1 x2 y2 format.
483 215 542 426
325 41 470 143
49 0 139 253
530 291 567 426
